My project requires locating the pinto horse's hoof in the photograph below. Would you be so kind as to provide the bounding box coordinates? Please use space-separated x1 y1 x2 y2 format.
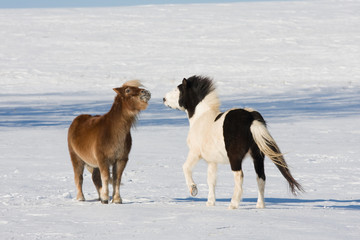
190 184 198 197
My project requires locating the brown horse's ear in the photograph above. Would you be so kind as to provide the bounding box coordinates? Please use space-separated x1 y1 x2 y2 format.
113 88 122 95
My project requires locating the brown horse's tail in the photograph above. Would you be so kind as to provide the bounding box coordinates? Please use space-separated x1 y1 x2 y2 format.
250 120 304 195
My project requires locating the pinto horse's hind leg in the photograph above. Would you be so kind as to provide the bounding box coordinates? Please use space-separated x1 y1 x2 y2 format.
112 159 128 204
69 152 85 201
250 144 266 208
229 170 244 209
228 150 247 209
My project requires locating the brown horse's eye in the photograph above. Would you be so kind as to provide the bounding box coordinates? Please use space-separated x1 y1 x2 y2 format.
125 88 131 94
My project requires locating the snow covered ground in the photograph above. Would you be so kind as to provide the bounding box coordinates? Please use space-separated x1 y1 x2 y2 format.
1 0 360 239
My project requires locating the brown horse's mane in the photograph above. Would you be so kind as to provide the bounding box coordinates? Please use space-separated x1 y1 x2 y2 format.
122 79 143 88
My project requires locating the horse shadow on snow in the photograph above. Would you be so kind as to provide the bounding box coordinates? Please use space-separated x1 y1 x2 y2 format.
0 86 359 128
173 197 360 210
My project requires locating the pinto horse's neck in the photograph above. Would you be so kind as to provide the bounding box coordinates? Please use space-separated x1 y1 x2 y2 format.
188 91 221 126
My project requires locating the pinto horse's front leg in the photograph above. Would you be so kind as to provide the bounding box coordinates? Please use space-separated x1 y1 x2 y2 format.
206 162 218 206
183 152 200 197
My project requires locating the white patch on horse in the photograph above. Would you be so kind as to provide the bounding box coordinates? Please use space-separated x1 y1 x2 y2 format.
163 87 184 111
256 177 265 209
229 170 244 209
206 162 217 206
187 93 228 165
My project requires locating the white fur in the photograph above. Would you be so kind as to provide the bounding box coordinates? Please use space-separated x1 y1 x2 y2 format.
256 177 265 208
186 92 227 163
206 163 217 206
251 120 286 167
229 170 244 209
163 88 185 111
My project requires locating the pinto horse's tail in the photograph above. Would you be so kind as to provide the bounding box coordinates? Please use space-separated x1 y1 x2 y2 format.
249 114 304 195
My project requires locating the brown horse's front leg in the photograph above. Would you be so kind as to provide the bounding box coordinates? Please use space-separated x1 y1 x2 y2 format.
98 162 110 204
112 159 128 204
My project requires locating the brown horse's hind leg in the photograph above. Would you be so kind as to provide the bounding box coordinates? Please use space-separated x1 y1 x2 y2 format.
112 159 128 204
91 167 102 201
85 165 102 201
69 152 85 201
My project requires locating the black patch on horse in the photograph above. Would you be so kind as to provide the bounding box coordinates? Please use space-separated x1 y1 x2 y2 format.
215 112 224 121
222 109 264 177
178 75 215 119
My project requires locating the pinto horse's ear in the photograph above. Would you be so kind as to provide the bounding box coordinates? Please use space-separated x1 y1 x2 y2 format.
182 78 187 87
113 88 122 95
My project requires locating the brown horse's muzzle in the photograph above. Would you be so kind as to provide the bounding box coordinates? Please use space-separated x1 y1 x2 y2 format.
140 89 151 103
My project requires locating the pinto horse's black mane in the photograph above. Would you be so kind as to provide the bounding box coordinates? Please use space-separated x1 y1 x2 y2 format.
178 75 216 118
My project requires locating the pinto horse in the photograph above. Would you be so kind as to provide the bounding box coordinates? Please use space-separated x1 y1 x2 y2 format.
68 80 151 204
163 76 303 209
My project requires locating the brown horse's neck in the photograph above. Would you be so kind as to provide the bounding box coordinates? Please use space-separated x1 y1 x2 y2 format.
105 95 137 130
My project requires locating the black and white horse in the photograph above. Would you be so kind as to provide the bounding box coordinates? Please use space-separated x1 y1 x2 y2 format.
163 76 303 209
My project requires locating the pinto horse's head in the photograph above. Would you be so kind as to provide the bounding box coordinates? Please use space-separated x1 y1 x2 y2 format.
113 80 151 112
163 75 218 118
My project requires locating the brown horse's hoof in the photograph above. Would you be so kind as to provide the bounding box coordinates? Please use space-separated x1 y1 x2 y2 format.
76 193 85 201
101 199 109 204
112 197 122 204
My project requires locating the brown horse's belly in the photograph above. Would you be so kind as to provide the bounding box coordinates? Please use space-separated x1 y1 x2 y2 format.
72 142 99 167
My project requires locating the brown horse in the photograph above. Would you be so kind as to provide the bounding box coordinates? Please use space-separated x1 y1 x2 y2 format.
67 80 151 204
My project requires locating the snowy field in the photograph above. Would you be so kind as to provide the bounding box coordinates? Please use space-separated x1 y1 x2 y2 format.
1 0 360 239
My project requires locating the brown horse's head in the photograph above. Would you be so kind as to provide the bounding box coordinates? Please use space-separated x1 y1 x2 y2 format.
113 80 151 113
